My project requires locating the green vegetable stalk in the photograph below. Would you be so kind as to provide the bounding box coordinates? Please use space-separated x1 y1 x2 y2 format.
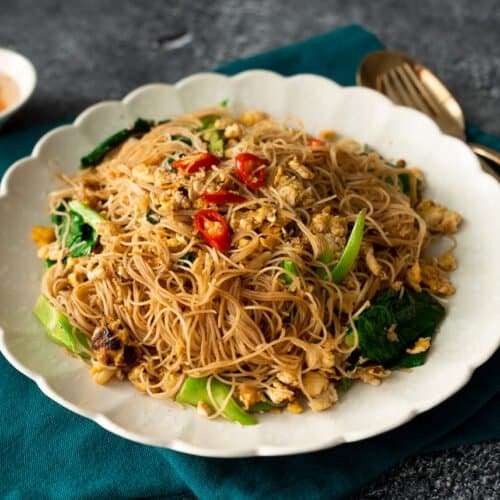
317 209 366 283
176 376 257 425
282 260 298 285
33 295 90 359
67 200 105 229
80 118 153 168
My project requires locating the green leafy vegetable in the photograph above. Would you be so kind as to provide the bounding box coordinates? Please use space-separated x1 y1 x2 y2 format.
51 204 98 258
178 252 197 266
345 288 445 368
176 376 257 425
33 295 90 359
163 157 175 172
338 378 353 392
219 99 229 108
80 118 153 168
249 401 281 413
196 115 220 131
317 209 366 283
44 259 56 269
146 210 161 224
171 135 192 146
391 351 428 369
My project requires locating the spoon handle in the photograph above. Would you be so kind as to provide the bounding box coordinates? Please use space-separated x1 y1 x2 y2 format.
469 143 500 178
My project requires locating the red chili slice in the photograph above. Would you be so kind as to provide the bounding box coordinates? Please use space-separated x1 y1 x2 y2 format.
234 153 266 190
171 152 221 174
200 190 246 204
194 209 231 252
307 138 325 147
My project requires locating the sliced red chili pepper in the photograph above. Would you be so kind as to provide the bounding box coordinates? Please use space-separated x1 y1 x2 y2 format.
200 190 246 204
307 138 325 147
234 153 266 190
171 152 221 174
194 209 231 252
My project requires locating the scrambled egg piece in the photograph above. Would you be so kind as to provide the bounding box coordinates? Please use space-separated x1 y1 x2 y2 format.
265 381 295 405
437 251 457 271
357 366 391 386
406 263 422 292
90 365 116 385
223 123 242 139
288 157 314 179
319 129 336 141
197 401 212 418
31 226 55 247
309 208 346 260
421 264 455 296
417 199 462 233
303 371 329 398
365 245 382 277
304 344 335 370
406 336 431 355
406 262 455 296
239 110 268 126
276 176 304 207
308 383 338 412
287 401 304 414
276 370 299 387
237 384 262 410
229 206 277 232
128 364 147 392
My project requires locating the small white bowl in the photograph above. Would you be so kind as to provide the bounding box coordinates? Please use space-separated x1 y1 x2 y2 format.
0 47 37 127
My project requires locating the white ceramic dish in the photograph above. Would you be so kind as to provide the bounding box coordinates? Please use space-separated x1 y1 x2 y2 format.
0 71 499 457
0 47 37 127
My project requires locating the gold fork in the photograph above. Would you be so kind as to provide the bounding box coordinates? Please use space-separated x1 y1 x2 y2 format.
358 51 500 179
376 62 466 140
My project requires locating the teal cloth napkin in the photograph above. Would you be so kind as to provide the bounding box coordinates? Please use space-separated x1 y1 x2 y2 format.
0 24 498 500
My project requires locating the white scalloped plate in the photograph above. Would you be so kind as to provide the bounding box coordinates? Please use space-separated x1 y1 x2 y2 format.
1 71 499 457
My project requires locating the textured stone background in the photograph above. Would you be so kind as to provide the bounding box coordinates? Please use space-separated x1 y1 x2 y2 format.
1 0 499 498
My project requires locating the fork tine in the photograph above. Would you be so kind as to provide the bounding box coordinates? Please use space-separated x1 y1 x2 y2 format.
381 71 411 107
377 73 402 105
393 65 433 115
401 63 442 115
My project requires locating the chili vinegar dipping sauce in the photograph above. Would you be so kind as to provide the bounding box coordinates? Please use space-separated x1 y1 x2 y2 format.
0 73 20 113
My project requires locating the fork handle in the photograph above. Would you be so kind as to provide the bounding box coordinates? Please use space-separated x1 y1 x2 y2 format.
468 143 500 181
469 143 500 167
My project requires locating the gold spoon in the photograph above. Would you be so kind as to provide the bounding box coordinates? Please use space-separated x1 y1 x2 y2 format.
357 50 500 178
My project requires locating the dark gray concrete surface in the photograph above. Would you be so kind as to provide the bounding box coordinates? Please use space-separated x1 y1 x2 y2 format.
1 0 499 497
